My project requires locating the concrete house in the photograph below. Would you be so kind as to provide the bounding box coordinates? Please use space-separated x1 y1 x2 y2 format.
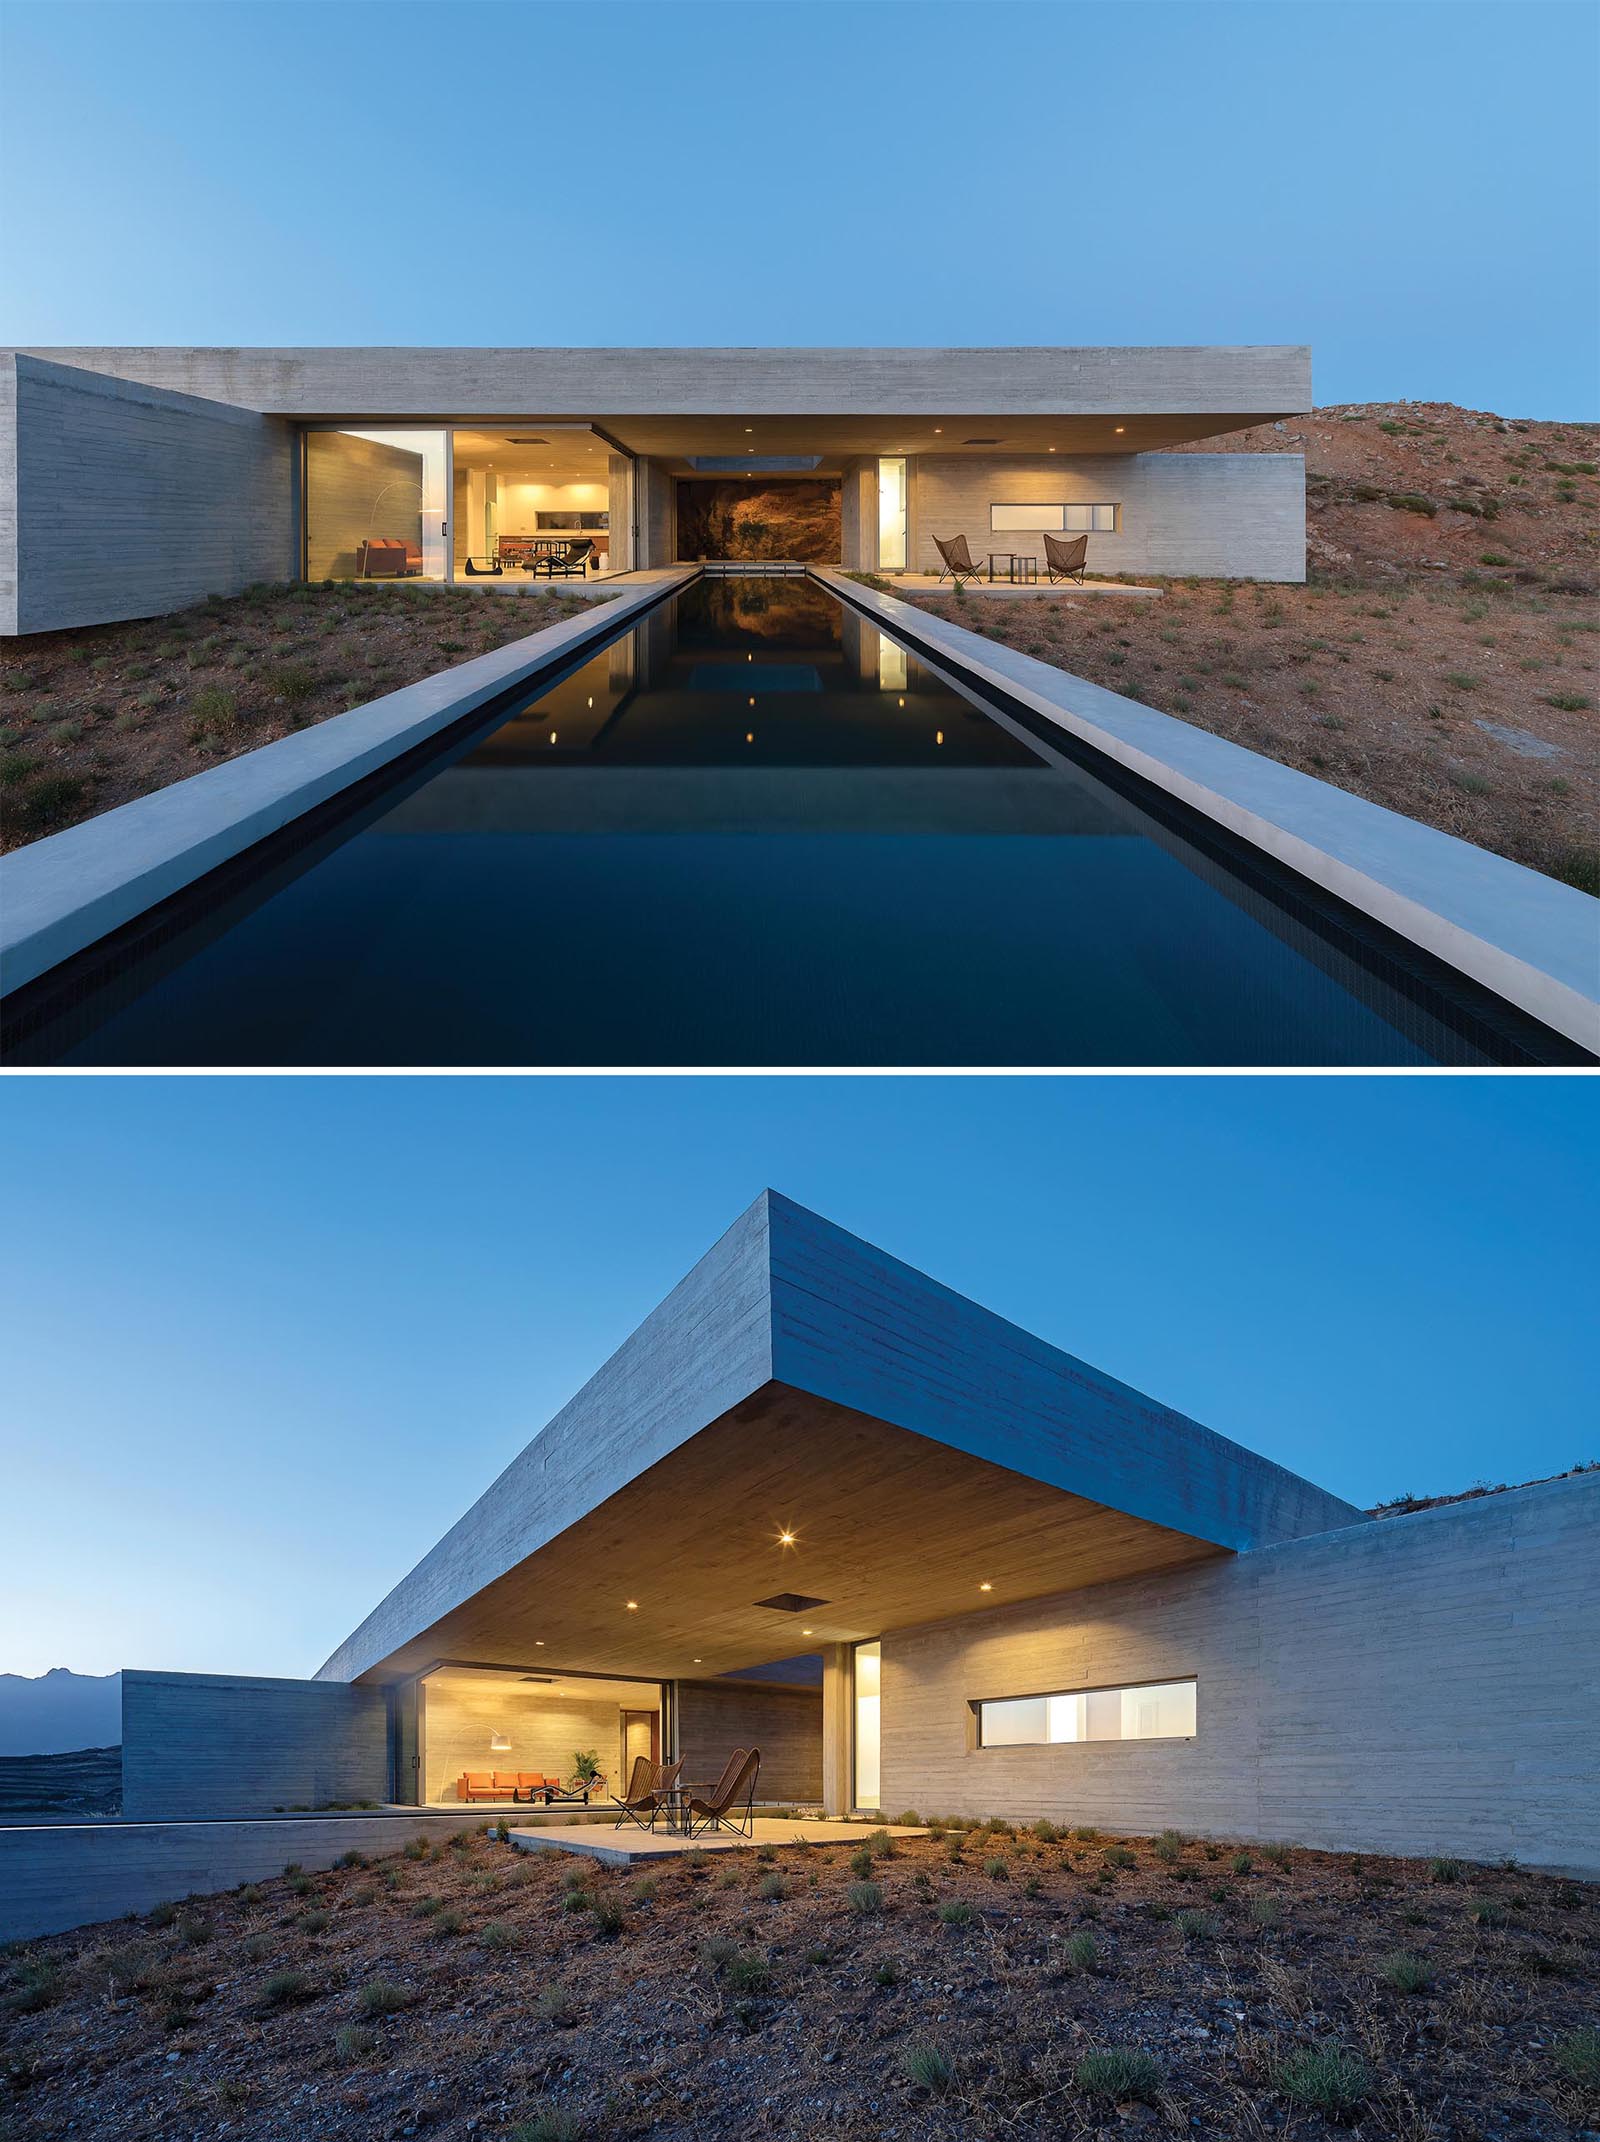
0 345 1312 634
115 1192 1596 1876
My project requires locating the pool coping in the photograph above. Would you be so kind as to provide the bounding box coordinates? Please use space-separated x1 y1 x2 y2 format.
816 567 1600 1052
0 567 699 997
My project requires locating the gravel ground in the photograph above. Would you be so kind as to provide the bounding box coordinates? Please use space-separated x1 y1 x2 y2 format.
3 1820 1595 2141
905 403 1599 894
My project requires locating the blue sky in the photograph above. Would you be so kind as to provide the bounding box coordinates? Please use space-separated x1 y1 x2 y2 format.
2 1075 1594 1678
1 0 1595 416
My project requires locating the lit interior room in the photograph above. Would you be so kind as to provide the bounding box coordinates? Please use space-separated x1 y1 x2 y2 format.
451 427 613 579
417 1666 660 1805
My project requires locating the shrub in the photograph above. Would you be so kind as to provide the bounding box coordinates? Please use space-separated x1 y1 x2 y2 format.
894 1809 922 1827
699 1934 739 1969
1554 2028 1600 2089
177 1914 212 1947
1152 1829 1186 1864
147 1900 178 1928
1174 1909 1221 1940
1442 672 1480 692
1031 1819 1060 1842
723 1950 770 1994
1230 1852 1253 1876
867 1827 897 1859
1468 1897 1508 1927
358 1978 412 2015
510 2110 583 2142
901 2042 954 2093
1072 1826 1098 1841
403 1838 429 1861
1379 1951 1434 1993
1259 1843 1292 1870
298 1909 330 1935
849 1844 874 1878
1075 2048 1163 2102
982 1856 1010 1882
336 2022 377 2062
1274 2044 1374 2119
335 1849 368 1870
590 1897 625 1939
848 1881 884 1915
187 685 238 743
874 1957 900 1987
431 1908 464 1938
261 1968 311 2007
1546 692 1593 712
1427 1857 1463 1884
1386 492 1437 517
936 1899 973 1925
758 1872 786 1901
5 1960 61 2014
536 1982 576 2026
286 1873 313 1898
267 662 321 704
1249 1897 1284 1929
1064 1930 1098 1973
1103 1846 1135 1871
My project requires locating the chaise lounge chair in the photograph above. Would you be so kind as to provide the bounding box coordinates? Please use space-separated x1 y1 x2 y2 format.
683 1746 761 1839
1043 530 1089 584
932 533 982 587
542 1767 608 1806
541 538 595 579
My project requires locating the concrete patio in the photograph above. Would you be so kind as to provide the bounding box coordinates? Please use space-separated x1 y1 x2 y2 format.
509 1816 925 1869
885 572 1162 599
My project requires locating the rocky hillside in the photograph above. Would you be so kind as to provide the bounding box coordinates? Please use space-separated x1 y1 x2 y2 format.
1179 401 1598 585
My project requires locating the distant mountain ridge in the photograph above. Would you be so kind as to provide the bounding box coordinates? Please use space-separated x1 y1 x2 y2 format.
0 1668 121 1756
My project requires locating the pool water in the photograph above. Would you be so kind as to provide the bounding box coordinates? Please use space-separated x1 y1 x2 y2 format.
8 578 1557 1066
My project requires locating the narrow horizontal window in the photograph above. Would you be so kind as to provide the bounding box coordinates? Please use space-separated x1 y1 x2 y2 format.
976 1677 1195 1747
990 502 1119 534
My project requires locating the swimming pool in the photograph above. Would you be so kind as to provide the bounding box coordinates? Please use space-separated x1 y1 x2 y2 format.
2 576 1577 1066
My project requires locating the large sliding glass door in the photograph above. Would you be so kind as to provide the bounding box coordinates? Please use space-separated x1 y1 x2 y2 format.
304 428 449 582
877 458 907 572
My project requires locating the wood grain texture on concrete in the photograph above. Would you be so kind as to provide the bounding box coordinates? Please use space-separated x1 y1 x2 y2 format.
6 346 1313 423
121 1672 388 1820
312 1193 1358 1691
676 1678 822 1805
316 1193 777 1685
911 451 1306 582
0 1809 492 1943
7 355 295 633
880 1472 1600 1875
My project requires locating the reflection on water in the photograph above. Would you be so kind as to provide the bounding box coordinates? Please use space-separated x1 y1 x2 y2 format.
11 577 1533 1069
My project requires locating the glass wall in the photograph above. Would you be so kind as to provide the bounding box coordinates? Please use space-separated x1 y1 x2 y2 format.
452 428 613 577
877 458 907 571
304 428 448 582
854 1640 881 1809
418 1665 662 1804
977 1678 1196 1748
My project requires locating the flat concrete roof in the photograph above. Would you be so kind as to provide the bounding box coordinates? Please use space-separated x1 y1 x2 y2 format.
5 345 1313 452
317 1192 1362 1687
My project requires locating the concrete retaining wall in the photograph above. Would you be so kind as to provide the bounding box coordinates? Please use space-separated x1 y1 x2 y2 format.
881 1473 1600 1874
122 1671 388 1820
0 1809 493 1943
911 451 1306 582
4 354 295 633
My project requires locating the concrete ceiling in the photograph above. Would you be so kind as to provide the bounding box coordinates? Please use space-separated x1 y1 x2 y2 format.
355 1384 1225 1687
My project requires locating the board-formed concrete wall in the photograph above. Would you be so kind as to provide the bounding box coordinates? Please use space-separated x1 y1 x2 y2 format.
0 1809 492 1944
677 1679 823 1803
122 1671 388 1820
881 1472 1599 1873
5 355 295 633
910 451 1306 582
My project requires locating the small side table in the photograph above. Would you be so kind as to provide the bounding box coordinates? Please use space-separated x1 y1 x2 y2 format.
988 551 1038 583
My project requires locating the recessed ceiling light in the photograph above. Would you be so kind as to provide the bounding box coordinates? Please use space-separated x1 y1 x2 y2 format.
1048 446 1057 453
626 1600 639 1610
934 427 942 434
978 1581 993 1592
778 1529 797 1547
1114 426 1126 435
693 1656 702 1663
535 1640 545 1647
801 1627 813 1636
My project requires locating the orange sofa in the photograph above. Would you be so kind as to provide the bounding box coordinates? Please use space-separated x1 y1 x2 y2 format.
456 1771 562 1802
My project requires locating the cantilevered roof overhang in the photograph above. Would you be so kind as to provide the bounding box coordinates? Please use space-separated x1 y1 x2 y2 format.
11 345 1312 453
317 1194 1362 1688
